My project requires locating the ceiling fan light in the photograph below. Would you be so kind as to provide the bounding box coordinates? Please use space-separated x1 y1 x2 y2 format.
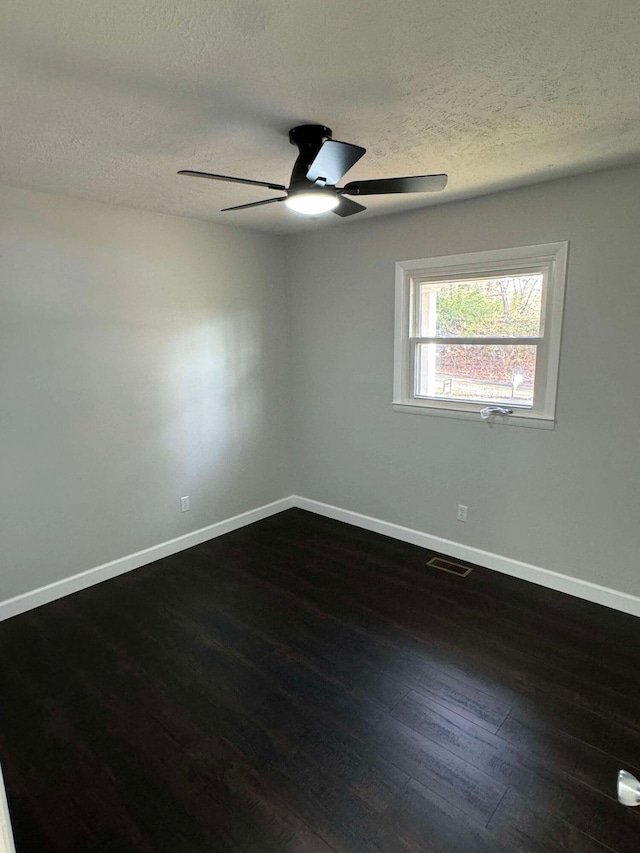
285 191 339 215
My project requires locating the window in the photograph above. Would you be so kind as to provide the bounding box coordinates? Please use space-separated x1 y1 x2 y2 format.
394 243 568 428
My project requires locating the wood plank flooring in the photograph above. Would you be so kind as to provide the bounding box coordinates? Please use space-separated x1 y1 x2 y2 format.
1 507 639 852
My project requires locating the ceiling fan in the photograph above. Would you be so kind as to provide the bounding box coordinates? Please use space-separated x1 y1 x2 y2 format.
178 124 447 217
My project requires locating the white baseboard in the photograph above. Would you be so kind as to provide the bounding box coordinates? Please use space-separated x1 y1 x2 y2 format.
0 761 15 853
0 496 294 623
2 492 638 623
293 496 640 618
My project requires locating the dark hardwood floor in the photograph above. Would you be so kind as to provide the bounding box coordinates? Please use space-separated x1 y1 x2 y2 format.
1 508 639 852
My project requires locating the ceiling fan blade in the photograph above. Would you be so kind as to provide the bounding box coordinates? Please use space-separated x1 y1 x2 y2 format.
221 197 287 212
342 174 448 195
332 196 367 218
307 140 366 186
178 170 286 191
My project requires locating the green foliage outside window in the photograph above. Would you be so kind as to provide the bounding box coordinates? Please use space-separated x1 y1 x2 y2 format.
430 276 542 385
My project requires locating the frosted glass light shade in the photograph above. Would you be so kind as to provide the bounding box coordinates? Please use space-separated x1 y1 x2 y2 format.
285 191 339 214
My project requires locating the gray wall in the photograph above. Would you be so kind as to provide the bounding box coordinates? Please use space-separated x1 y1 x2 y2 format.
0 185 291 600
3 164 639 605
288 164 640 597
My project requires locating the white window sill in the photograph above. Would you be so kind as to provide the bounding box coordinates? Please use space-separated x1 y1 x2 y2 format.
392 401 555 430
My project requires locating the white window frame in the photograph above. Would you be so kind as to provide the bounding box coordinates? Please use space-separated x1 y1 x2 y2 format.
393 242 568 429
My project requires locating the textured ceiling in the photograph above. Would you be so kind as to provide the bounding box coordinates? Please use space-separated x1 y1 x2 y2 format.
2 0 640 234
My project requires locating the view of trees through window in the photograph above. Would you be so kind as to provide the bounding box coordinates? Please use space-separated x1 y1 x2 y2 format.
416 274 543 406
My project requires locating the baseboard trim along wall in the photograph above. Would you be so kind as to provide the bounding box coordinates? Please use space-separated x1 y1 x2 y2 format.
1 493 639 623
293 496 640 619
0 761 16 853
0 496 295 623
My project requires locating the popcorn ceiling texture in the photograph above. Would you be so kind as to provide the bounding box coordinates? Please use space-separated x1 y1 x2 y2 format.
2 0 640 234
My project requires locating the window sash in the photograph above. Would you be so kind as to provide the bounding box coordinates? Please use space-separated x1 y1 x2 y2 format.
411 269 549 341
409 339 543 409
408 273 551 414
409 336 543 346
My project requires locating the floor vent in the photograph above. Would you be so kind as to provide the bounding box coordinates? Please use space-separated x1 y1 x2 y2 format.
426 557 473 577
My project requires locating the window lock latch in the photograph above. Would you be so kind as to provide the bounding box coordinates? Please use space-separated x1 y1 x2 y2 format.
480 406 513 420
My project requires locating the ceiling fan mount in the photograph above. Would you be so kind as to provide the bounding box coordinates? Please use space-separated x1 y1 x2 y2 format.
178 124 447 218
288 123 333 155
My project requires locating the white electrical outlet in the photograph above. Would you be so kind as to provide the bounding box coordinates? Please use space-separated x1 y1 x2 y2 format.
457 504 468 522
180 495 190 512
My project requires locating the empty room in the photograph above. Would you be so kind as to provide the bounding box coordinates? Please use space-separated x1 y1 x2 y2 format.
1 1 640 851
